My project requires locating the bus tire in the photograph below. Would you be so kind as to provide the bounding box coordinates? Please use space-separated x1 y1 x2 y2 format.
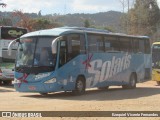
98 86 109 90
72 76 86 95
0 80 2 86
122 73 137 89
157 81 160 86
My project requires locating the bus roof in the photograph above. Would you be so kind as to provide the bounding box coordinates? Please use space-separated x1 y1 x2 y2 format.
21 27 149 39
153 42 160 45
0 26 27 29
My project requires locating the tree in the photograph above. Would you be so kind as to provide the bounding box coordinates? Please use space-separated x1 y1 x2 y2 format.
12 10 33 31
127 0 160 36
119 0 135 33
0 1 9 25
30 18 61 31
91 25 115 32
12 10 62 31
0 18 12 26
84 19 90 28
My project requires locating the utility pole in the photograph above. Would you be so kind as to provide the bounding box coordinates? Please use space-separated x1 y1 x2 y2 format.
119 0 126 33
64 0 67 15
127 0 130 34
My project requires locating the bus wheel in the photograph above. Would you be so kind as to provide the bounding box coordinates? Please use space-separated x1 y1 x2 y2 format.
72 77 85 95
157 81 160 86
98 86 109 90
122 74 137 89
0 81 2 86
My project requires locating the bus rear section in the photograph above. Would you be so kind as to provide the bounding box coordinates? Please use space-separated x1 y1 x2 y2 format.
9 27 152 95
0 26 27 85
152 42 160 85
85 34 151 90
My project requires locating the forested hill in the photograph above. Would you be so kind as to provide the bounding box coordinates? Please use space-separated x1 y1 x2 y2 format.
57 11 123 30
0 11 123 31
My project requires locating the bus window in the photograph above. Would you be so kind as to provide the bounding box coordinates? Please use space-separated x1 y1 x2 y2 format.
59 39 68 67
104 36 120 52
33 37 55 66
68 34 80 59
80 35 86 54
145 39 151 54
68 34 85 59
119 37 132 52
133 39 146 53
88 34 104 53
97 36 104 52
139 40 145 53
59 34 85 67
88 34 98 52
132 39 140 53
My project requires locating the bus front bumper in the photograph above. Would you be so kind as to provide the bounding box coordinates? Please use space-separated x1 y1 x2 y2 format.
14 82 64 93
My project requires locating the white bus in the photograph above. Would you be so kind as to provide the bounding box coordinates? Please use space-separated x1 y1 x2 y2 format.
0 26 27 85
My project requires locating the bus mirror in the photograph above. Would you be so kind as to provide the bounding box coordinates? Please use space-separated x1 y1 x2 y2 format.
52 36 62 54
8 39 17 56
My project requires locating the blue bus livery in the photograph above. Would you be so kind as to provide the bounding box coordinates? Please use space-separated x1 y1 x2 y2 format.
8 27 151 95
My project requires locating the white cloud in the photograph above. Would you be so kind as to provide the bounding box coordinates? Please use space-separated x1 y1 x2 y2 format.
0 0 123 14
0 0 160 15
70 0 121 13
1 0 61 14
158 0 160 8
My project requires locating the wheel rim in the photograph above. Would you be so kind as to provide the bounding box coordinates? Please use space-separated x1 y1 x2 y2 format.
77 80 84 92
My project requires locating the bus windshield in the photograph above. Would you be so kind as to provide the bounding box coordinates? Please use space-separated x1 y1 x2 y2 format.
16 36 56 73
0 26 27 63
152 44 160 68
152 44 160 52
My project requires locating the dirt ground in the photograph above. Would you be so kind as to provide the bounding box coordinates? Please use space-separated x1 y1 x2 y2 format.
0 81 160 120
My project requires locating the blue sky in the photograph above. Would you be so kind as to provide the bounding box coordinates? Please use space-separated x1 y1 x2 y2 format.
1 0 160 15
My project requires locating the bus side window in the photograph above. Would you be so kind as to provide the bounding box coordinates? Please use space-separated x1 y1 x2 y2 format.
59 40 68 67
133 39 140 53
104 36 120 52
139 40 145 53
70 35 80 59
59 34 85 67
88 34 98 52
119 37 132 53
97 36 104 52
88 34 104 53
68 34 85 60
80 35 86 54
145 39 151 54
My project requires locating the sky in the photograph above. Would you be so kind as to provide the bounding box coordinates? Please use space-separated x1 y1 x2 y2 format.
0 0 160 15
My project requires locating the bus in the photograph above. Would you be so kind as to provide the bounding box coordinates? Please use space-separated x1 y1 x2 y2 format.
152 42 160 85
8 27 151 95
0 26 27 85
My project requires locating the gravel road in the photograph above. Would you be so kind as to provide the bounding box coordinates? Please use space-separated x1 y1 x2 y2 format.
0 81 160 120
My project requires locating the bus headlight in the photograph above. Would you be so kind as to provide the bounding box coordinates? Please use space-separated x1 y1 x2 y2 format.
13 78 21 84
44 78 56 84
